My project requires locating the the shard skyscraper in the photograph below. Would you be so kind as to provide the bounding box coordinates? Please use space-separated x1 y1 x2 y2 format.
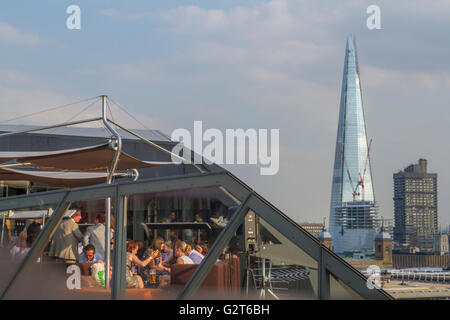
329 35 378 253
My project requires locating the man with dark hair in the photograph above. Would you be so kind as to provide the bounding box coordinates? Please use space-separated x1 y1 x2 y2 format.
78 244 104 263
168 211 180 242
26 221 41 248
49 210 83 263
83 213 112 258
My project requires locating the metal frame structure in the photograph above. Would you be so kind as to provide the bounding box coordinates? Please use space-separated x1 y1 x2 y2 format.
0 95 393 299
0 192 72 299
101 95 122 289
0 95 200 289
0 169 393 300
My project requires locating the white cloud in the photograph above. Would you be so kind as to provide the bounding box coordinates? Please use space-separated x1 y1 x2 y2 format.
0 21 39 46
363 66 450 93
99 8 153 21
158 0 320 42
73 1 450 225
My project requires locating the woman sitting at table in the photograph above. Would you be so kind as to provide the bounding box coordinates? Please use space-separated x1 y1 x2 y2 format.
173 240 194 265
126 240 159 289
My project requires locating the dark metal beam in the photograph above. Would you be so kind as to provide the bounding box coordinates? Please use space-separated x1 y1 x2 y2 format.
116 172 246 198
318 245 330 300
246 195 321 260
0 184 114 211
0 192 71 299
111 191 127 300
322 247 392 300
245 191 392 300
0 172 240 211
177 192 252 300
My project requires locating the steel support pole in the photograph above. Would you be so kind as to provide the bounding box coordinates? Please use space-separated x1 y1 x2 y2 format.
105 197 112 289
108 119 206 174
261 258 266 299
177 193 252 300
102 95 122 290
112 192 127 300
0 192 71 299
0 213 6 248
0 117 102 139
318 245 330 300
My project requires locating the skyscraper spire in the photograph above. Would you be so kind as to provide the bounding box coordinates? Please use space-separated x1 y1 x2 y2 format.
329 35 378 253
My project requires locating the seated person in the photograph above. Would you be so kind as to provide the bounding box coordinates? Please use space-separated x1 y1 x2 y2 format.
126 240 159 289
155 240 194 288
138 247 151 286
136 241 145 260
10 225 40 262
185 242 204 264
78 244 104 264
173 240 194 265
154 237 174 267
195 242 208 256
149 238 171 288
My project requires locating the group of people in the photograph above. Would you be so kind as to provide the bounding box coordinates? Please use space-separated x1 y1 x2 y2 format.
45 209 212 290
6 208 215 290
8 220 42 261
6 209 104 264
49 210 112 264
125 238 209 289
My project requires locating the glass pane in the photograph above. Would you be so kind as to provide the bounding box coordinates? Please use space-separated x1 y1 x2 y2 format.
329 273 363 300
0 194 117 299
251 215 318 300
122 185 241 299
180 209 319 300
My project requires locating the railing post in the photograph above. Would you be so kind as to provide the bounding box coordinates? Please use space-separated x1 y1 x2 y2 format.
318 245 330 300
111 189 127 300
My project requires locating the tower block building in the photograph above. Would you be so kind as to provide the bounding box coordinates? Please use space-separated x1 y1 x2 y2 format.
329 35 378 253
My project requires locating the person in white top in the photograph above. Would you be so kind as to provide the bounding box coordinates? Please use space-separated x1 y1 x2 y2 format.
185 242 204 264
173 240 194 264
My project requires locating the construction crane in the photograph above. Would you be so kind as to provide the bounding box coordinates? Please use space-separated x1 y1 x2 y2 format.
342 139 372 201
358 139 372 201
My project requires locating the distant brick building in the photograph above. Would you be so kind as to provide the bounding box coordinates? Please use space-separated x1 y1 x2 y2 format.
347 228 393 269
298 222 324 238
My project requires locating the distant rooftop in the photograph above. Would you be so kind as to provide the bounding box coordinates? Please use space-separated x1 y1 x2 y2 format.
404 158 428 174
376 231 392 240
0 124 173 143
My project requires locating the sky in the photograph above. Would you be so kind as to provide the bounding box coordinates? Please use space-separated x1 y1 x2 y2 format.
0 0 449 227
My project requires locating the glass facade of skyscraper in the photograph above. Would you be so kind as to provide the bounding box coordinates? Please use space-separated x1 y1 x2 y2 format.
329 35 377 253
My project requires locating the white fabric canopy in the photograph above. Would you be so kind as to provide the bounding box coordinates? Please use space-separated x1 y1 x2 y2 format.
0 166 127 188
0 143 175 171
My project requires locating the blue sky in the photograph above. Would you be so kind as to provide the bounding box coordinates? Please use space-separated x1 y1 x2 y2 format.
1 0 450 227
